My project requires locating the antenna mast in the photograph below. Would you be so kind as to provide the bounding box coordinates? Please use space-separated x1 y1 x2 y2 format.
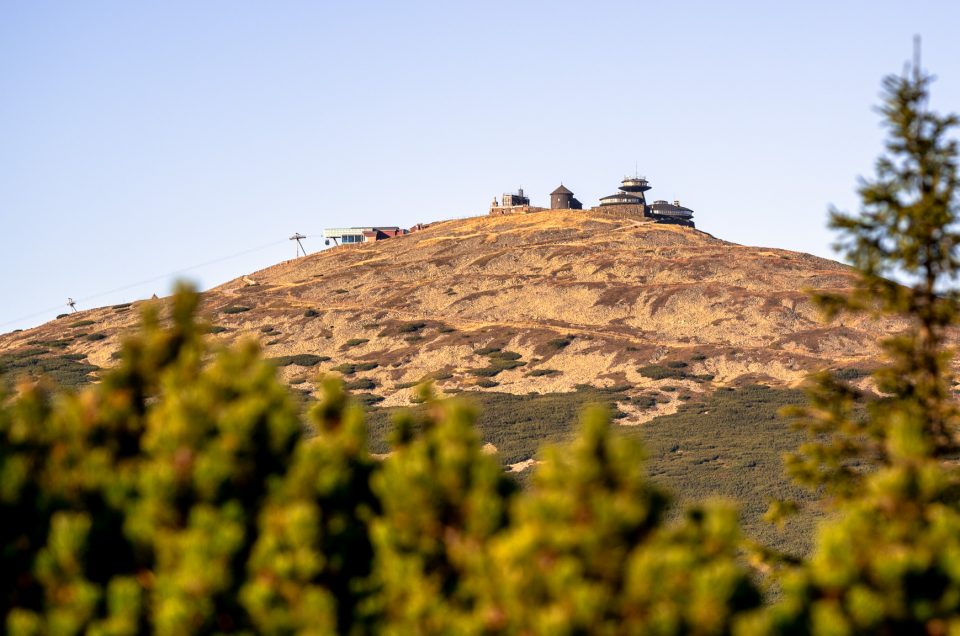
67 298 77 313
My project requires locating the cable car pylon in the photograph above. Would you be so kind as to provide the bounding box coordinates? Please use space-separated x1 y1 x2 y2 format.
289 233 307 257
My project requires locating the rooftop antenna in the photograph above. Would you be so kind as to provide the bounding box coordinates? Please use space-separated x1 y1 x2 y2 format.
67 298 77 313
289 232 307 257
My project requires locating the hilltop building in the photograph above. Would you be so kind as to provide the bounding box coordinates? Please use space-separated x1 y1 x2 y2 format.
599 176 651 209
550 185 582 210
489 188 542 216
647 200 695 224
594 176 694 226
323 227 407 245
487 174 694 227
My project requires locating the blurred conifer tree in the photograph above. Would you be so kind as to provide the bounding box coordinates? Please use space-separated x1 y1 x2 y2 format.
744 52 960 634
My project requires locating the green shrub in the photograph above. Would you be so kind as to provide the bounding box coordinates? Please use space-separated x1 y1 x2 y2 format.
28 338 72 349
630 394 658 409
86 333 107 341
345 377 376 391
527 369 560 377
206 325 228 334
331 362 377 375
222 305 251 314
0 349 99 390
638 364 689 380
112 302 132 310
475 346 501 355
270 354 330 367
690 353 708 361
490 358 526 371
343 338 369 348
546 336 573 350
476 379 499 388
354 393 385 407
832 366 871 380
70 319 95 328
469 367 501 377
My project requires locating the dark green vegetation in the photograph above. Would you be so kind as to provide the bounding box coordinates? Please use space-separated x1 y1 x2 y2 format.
469 348 528 377
527 368 561 377
364 383 813 553
331 361 378 375
0 348 98 389
269 353 331 367
366 386 629 464
26 338 72 350
221 305 251 314
343 338 369 348
638 362 713 382
345 377 377 391
303 308 320 318
634 385 814 556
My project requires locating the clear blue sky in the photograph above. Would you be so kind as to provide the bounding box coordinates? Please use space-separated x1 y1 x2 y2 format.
2 1 959 331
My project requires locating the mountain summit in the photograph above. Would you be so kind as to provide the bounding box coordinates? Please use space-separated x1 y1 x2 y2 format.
0 209 894 423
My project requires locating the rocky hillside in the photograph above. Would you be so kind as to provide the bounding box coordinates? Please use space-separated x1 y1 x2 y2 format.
0 209 896 423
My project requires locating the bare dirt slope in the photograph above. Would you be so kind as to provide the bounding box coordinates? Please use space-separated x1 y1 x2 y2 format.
0 209 897 422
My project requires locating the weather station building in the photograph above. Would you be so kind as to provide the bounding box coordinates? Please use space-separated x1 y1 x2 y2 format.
489 188 546 216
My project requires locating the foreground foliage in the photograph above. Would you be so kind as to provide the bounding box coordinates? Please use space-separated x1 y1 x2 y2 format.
0 292 760 635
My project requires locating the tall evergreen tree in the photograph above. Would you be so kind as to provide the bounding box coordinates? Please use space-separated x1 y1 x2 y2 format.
742 52 960 634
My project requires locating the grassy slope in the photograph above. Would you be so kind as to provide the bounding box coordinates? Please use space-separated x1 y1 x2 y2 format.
364 383 819 557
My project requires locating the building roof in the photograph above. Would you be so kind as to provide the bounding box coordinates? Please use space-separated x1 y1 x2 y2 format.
551 184 573 195
647 201 694 218
600 192 642 201
323 226 401 238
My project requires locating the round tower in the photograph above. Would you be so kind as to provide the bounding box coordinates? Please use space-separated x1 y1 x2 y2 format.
550 184 574 209
618 176 651 193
